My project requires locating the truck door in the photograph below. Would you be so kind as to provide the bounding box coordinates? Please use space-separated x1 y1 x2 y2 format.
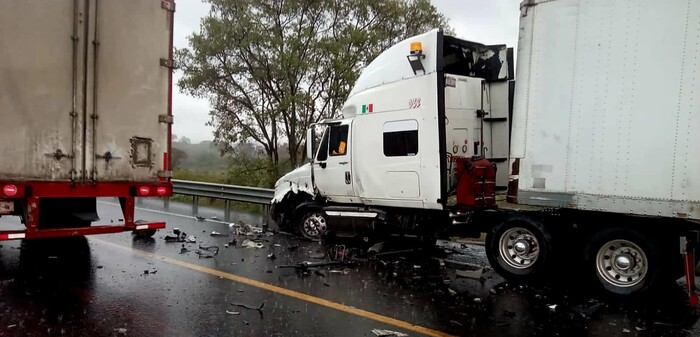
0 2 85 181
314 121 356 202
87 0 172 182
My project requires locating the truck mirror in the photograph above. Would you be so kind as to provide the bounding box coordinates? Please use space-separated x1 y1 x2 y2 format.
306 127 314 161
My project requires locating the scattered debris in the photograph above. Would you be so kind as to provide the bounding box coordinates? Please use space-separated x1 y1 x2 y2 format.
173 228 180 235
329 269 350 275
323 282 331 287
622 328 631 333
210 231 226 236
211 216 218 220
455 268 483 279
180 246 190 254
241 239 264 249
224 244 229 248
548 304 558 311
635 326 646 331
447 288 457 295
489 288 497 294
449 320 464 326
196 246 220 258
97 265 104 269
371 329 408 337
233 221 263 236
273 243 282 247
225 310 240 315
278 260 344 271
230 302 265 311
195 216 206 221
114 328 128 334
7 324 16 329
186 235 197 243
267 253 276 260
368 242 385 254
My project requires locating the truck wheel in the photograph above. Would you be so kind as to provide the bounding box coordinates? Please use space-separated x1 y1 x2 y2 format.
486 215 553 281
585 228 657 295
134 229 157 238
297 210 328 241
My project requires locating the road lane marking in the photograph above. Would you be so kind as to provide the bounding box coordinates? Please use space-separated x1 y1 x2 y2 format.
91 238 456 337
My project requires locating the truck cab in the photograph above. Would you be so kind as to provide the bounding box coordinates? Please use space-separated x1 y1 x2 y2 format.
272 29 513 240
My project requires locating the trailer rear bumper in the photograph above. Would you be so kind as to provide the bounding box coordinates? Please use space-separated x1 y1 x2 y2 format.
0 221 166 241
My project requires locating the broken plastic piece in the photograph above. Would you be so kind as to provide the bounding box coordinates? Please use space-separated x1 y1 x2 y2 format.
371 329 408 337
473 297 482 303
195 216 205 221
211 231 225 236
225 310 240 315
548 304 558 311
267 252 276 259
186 235 196 243
241 239 264 249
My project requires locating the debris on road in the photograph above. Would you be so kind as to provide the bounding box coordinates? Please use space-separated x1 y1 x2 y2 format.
211 216 218 220
241 239 264 249
329 269 350 275
196 246 220 258
180 246 190 254
455 268 483 280
211 231 226 237
233 221 263 236
278 261 344 271
195 216 205 221
186 235 197 243
230 302 265 311
7 324 16 329
273 243 282 247
548 304 558 311
371 329 408 337
225 310 240 315
267 252 276 260
473 297 482 303
114 328 128 334
622 328 631 333
368 242 385 255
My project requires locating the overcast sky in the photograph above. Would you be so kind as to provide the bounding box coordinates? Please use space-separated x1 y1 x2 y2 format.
172 0 521 143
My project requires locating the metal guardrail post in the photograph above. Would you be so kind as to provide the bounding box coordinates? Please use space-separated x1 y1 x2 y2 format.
263 204 270 229
192 196 199 215
224 200 231 222
137 197 143 205
164 197 170 210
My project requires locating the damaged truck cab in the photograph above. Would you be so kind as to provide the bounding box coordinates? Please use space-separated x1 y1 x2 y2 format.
272 29 513 240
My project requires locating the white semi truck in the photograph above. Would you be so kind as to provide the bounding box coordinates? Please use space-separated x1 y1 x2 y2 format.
271 0 700 297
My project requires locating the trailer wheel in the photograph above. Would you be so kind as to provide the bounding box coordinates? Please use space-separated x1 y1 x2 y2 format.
296 208 328 241
585 228 657 295
486 215 553 281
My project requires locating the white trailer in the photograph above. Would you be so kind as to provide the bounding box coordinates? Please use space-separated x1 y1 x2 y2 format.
0 0 175 239
272 0 700 297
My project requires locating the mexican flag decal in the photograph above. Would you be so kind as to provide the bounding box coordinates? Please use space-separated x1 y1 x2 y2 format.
361 104 373 114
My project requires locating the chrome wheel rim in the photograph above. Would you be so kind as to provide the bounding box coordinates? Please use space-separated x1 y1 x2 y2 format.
596 239 648 288
302 212 327 238
499 227 540 269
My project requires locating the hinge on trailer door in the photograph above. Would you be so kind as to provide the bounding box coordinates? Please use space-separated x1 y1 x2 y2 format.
161 0 176 12
158 115 174 124
160 58 175 69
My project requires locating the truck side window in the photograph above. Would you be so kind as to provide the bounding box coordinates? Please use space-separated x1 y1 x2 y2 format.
329 125 349 157
383 120 418 157
316 127 330 161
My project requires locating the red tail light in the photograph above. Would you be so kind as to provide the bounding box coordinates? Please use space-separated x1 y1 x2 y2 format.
2 185 17 197
138 186 150 196
156 186 167 196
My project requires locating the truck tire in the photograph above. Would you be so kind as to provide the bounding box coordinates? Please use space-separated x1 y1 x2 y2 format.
485 215 553 281
295 207 328 241
584 228 658 295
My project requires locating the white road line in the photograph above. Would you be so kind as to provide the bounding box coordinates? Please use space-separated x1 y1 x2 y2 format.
96 200 233 224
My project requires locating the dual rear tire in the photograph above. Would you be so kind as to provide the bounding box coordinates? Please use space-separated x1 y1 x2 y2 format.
486 215 665 296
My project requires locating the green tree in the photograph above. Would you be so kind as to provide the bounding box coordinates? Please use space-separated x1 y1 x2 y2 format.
177 0 451 171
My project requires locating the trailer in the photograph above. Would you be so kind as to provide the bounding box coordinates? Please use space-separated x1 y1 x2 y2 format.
271 0 700 298
0 0 175 239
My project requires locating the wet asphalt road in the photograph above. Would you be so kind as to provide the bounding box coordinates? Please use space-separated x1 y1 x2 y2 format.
0 199 699 337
